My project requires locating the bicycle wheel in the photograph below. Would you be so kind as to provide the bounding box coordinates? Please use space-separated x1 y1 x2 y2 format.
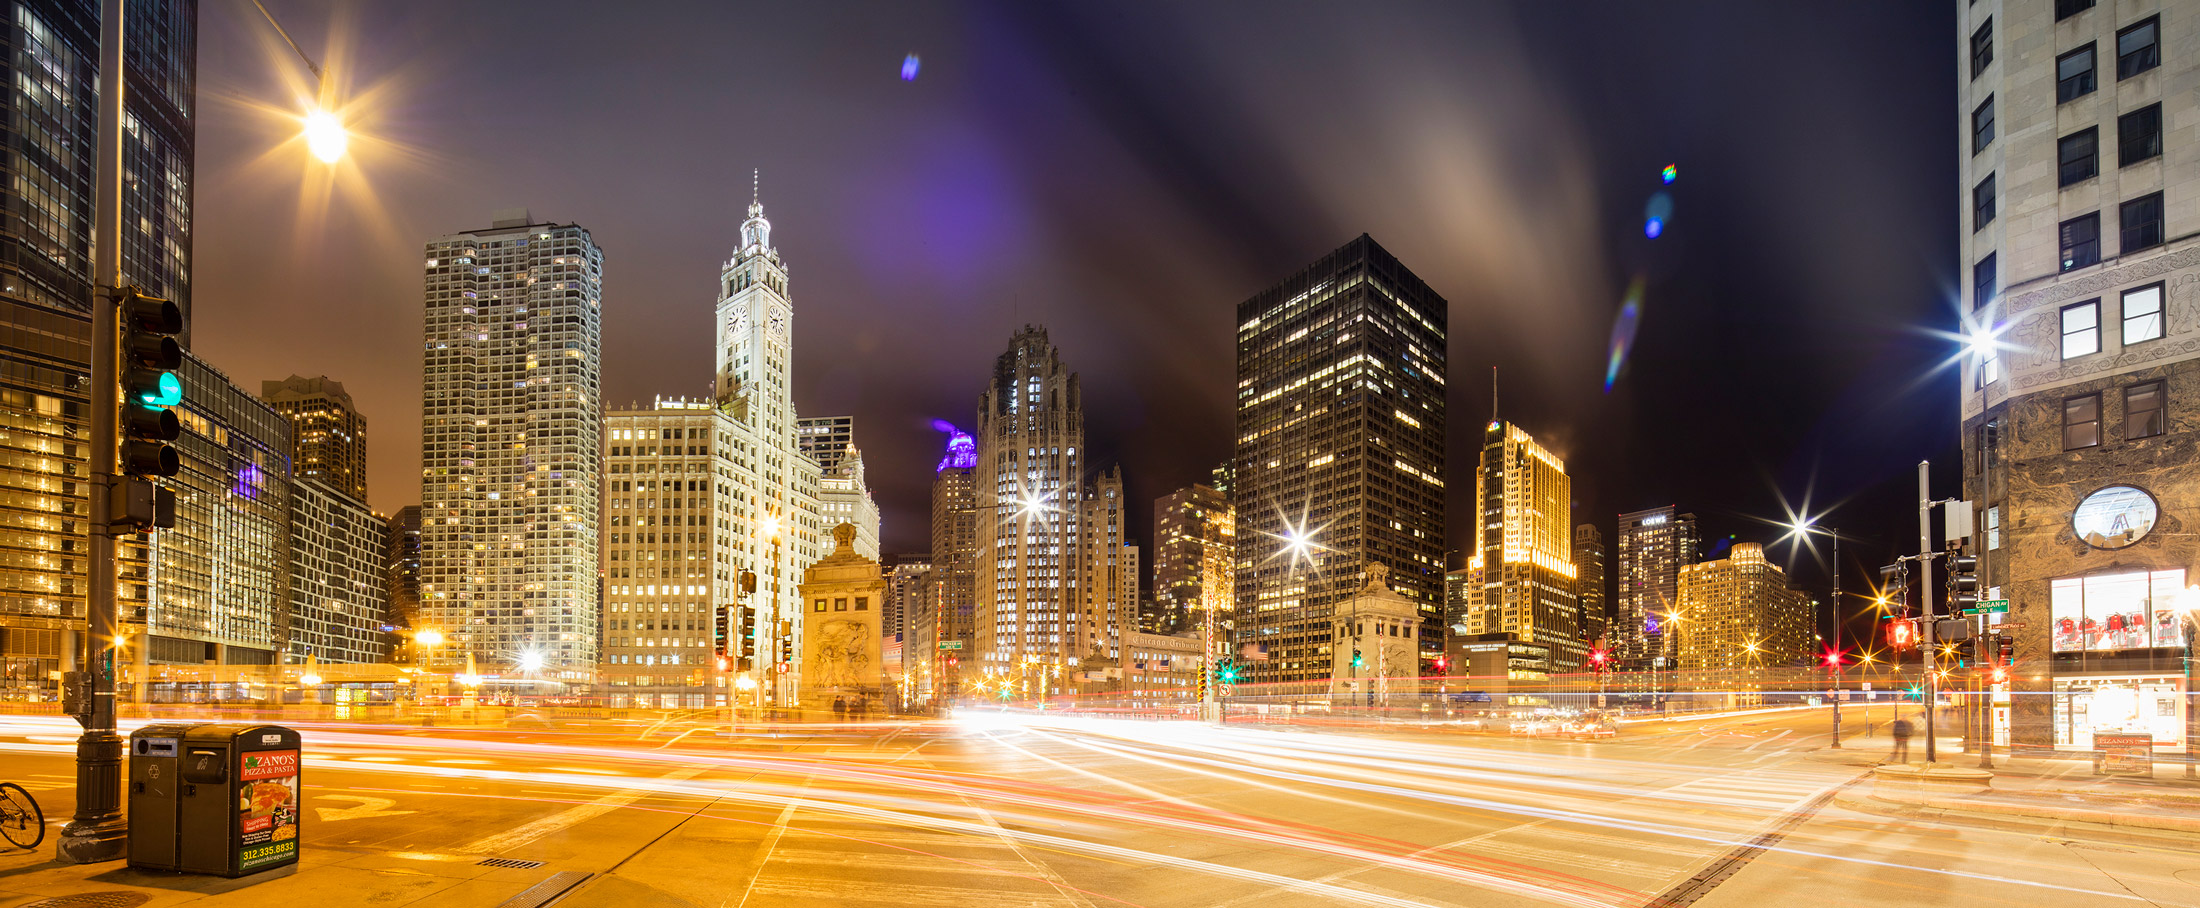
0 782 44 850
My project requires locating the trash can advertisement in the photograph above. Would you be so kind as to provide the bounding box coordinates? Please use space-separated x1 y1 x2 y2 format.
237 748 299 870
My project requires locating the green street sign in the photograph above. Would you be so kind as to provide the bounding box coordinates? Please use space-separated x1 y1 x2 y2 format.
1966 599 2009 615
938 641 963 650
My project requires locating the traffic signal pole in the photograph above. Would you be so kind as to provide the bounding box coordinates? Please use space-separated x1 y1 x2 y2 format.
1919 461 1939 765
57 0 129 864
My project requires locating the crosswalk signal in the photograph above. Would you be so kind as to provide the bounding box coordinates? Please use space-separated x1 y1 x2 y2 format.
1946 548 1980 612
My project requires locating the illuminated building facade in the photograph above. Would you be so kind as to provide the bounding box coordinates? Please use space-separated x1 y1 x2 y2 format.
286 479 390 664
1574 523 1608 650
973 326 1138 692
913 427 979 700
1234 235 1447 684
1153 480 1234 637
261 375 368 504
796 415 854 472
1615 506 1697 668
600 401 734 707
883 558 929 640
1674 543 1811 678
0 0 197 700
1955 0 2200 753
1460 420 1583 670
418 211 602 675
816 445 880 561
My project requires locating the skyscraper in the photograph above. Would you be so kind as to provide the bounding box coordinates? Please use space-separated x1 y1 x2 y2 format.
262 375 369 504
1154 482 1234 637
600 399 740 707
1675 543 1811 677
1460 419 1582 670
1615 506 1698 668
796 415 855 472
0 0 197 700
711 191 826 705
386 505 421 634
973 326 1137 691
1234 236 1447 684
287 480 389 664
1574 523 1608 651
882 558 931 641
418 211 603 675
1955 0 2199 751
916 426 979 701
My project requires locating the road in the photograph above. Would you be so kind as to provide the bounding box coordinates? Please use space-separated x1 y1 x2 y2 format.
1 707 2196 907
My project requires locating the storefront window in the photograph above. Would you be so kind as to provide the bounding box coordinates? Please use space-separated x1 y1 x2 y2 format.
2053 674 2187 749
2050 568 2184 652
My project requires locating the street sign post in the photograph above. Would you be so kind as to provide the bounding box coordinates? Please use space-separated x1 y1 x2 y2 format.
1965 599 2009 615
938 641 963 650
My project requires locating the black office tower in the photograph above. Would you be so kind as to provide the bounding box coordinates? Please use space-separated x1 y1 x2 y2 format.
1233 235 1446 685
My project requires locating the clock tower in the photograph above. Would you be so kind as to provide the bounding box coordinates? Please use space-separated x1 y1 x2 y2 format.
716 183 793 444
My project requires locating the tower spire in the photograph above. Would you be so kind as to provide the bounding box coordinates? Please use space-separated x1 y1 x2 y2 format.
751 169 759 207
1491 366 1499 424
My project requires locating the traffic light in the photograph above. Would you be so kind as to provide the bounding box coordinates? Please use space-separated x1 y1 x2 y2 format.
115 288 181 531
738 605 757 671
777 618 793 665
1903 684 1924 702
1351 648 1363 669
1996 634 2014 666
1219 661 1238 685
1886 617 1917 651
1946 548 1980 612
714 604 731 657
1197 665 1210 700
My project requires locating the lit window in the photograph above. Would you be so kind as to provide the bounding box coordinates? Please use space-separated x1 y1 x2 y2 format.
2122 283 2164 345
1985 506 2001 550
2062 300 2100 359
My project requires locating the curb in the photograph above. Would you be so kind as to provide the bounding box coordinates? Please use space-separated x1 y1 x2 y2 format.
1833 791 2200 842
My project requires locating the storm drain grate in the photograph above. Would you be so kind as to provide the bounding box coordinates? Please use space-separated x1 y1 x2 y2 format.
23 893 153 908
496 871 593 908
477 857 546 869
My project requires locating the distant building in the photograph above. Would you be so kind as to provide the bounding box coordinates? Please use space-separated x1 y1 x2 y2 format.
261 375 369 504
1329 565 1423 707
1573 524 1608 652
287 480 391 664
882 558 930 641
386 506 422 655
1615 506 1697 668
1234 235 1448 684
973 326 1138 694
1674 543 1812 679
1153 481 1234 639
1955 0 2200 753
1460 419 1583 670
816 445 881 560
796 415 855 473
1122 631 1202 702
418 210 603 675
913 426 980 702
600 400 736 708
1448 632 1552 706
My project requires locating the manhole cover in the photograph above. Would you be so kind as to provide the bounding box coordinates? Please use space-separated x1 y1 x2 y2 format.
22 894 153 908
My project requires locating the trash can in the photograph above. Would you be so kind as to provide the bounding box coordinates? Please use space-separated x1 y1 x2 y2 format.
127 724 302 877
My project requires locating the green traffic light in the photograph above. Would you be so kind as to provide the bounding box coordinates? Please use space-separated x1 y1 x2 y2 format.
138 371 182 410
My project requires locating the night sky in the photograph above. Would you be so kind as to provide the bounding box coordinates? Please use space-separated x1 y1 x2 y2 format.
191 2 1960 646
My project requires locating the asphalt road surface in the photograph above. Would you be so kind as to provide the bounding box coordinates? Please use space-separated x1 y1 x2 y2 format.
2 707 2196 907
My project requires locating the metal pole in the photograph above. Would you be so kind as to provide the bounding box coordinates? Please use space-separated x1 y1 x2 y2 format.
1919 461 1938 765
1831 529 1842 749
58 0 128 865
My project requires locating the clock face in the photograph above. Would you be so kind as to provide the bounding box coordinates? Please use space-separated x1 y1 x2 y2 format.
769 307 787 338
727 311 749 340
2073 485 2158 549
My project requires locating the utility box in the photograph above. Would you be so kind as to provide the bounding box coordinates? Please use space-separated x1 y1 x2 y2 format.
127 724 302 877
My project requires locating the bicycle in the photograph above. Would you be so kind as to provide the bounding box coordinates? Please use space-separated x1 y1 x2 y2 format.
0 782 44 850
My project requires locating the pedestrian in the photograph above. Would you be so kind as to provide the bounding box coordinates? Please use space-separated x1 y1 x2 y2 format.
832 696 846 721
1889 714 1914 763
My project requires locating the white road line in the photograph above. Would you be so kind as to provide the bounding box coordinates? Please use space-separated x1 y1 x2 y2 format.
458 764 709 855
726 800 800 908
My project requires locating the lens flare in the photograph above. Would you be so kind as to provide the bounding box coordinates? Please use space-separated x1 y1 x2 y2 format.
1661 163 1678 184
303 109 347 163
902 54 921 81
1643 191 1674 239
1603 277 1644 392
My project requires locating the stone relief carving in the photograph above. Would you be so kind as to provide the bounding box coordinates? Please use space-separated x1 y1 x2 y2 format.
2006 245 2200 315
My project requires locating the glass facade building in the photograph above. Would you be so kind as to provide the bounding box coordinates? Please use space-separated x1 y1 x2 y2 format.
1233 235 1447 684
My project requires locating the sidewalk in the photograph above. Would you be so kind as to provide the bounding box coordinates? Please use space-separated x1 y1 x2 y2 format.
0 846 578 908
1815 729 2200 840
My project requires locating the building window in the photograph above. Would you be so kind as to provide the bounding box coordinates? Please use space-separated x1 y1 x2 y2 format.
2058 128 2099 186
1971 18 1994 78
2057 45 2098 102
2054 0 2093 21
2123 283 2165 345
2117 17 2160 79
1986 506 2001 551
2064 394 2102 449
1973 174 1995 231
2060 212 2100 271
1973 252 1997 309
1977 350 2001 388
2126 381 2166 439
1972 96 1995 154
2119 104 2164 167
2120 193 2165 253
2062 300 2100 359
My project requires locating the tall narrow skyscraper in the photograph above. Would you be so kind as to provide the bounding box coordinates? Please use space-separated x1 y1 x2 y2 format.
1573 523 1608 651
973 326 1137 691
1234 236 1447 683
917 425 980 701
1615 506 1698 668
1461 420 1582 670
262 375 369 504
419 211 603 674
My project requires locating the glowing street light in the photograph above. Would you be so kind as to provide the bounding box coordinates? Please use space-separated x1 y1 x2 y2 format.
303 109 347 163
414 628 445 649
517 651 545 672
